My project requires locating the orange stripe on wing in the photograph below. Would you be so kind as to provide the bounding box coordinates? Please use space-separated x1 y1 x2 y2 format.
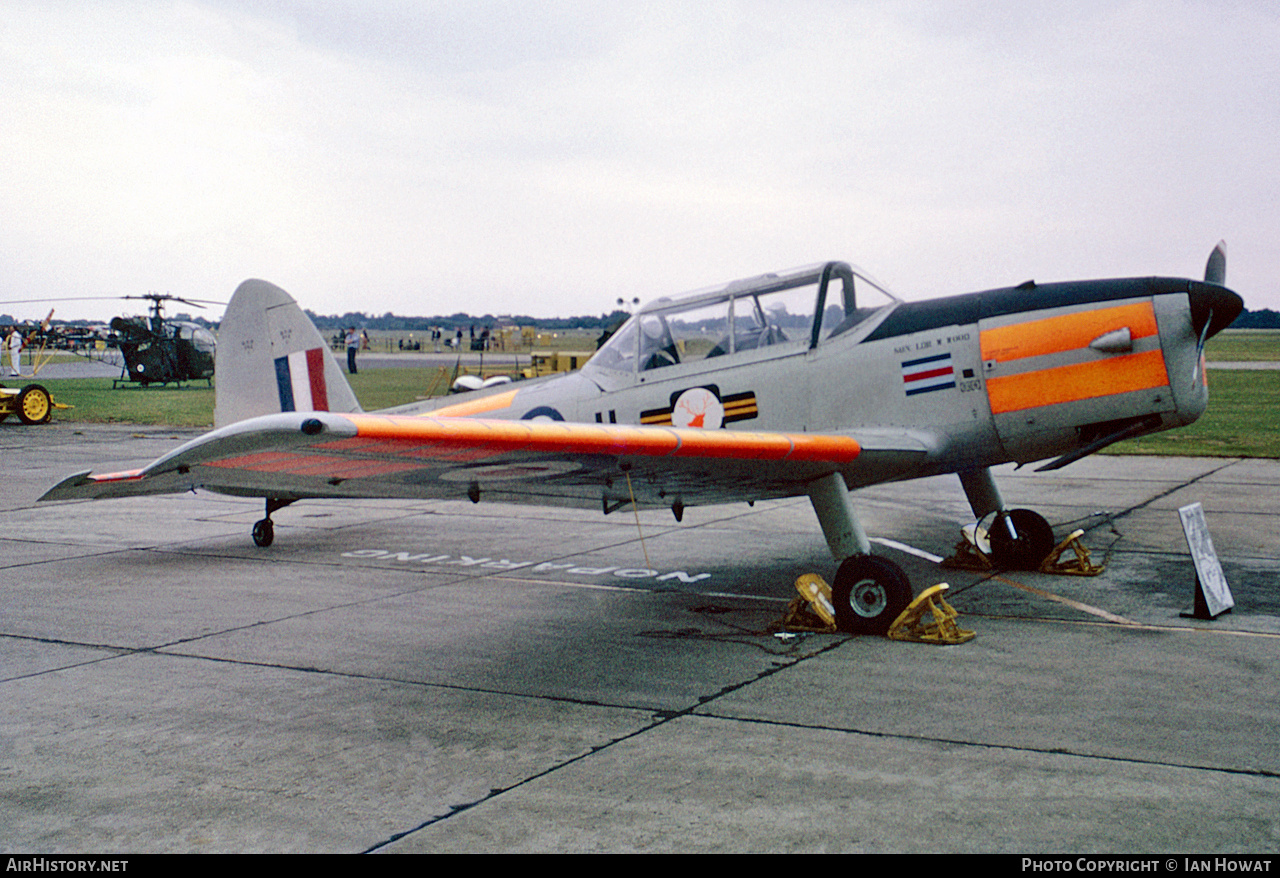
670 429 794 460
987 349 1169 414
980 302 1159 363
340 414 860 462
672 430 861 461
785 433 863 462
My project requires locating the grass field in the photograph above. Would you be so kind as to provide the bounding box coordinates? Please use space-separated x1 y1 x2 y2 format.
1107 370 1280 458
20 368 455 428
26 378 217 427
14 332 1280 458
1204 329 1280 362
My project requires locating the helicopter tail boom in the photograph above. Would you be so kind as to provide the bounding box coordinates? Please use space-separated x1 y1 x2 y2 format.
214 280 361 428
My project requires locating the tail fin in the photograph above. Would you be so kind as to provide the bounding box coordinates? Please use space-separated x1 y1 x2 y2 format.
214 279 362 428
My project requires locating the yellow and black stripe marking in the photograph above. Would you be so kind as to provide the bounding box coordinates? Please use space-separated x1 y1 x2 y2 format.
641 388 758 426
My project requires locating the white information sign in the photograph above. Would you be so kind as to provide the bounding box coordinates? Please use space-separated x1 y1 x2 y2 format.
1178 502 1234 618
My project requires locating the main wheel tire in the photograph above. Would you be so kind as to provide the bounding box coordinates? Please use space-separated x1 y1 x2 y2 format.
831 554 913 635
251 518 274 548
17 384 52 425
988 508 1055 570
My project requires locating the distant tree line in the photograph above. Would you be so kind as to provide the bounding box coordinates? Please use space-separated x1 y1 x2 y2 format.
1230 308 1280 329
302 309 632 332
1 309 631 334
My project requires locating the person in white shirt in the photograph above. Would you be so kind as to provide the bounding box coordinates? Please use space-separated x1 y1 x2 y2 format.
344 327 360 374
6 327 22 377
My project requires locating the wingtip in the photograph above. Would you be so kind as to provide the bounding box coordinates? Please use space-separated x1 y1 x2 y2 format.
38 468 147 502
38 470 95 502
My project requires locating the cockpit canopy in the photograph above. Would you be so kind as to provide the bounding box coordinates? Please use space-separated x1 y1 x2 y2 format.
588 261 899 374
176 322 216 355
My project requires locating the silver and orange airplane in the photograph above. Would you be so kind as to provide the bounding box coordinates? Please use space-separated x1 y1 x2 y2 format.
41 244 1243 634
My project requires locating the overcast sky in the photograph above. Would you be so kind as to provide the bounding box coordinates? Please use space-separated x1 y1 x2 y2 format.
3 1 1277 324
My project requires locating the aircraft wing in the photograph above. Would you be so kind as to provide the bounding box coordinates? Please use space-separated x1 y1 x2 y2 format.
39 412 927 511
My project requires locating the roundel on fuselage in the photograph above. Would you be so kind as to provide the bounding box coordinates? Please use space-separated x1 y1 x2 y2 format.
521 406 565 421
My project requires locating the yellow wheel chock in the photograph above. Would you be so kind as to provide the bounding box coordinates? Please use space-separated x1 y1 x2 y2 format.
781 575 975 643
942 523 1105 577
1038 529 1105 576
941 523 993 571
886 583 976 645
779 574 838 633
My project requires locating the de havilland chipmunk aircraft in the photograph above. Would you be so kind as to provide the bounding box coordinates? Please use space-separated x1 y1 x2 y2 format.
41 244 1242 634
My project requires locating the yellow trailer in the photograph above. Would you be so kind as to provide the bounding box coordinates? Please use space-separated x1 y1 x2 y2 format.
0 383 70 425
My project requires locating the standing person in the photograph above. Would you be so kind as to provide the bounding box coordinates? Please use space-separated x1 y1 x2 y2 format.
6 326 22 377
345 327 360 374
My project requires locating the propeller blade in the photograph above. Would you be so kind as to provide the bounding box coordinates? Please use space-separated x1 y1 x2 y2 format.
1204 240 1227 285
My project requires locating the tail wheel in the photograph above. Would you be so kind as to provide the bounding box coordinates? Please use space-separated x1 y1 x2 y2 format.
251 498 293 547
251 518 274 547
17 384 52 425
831 554 913 635
988 509 1055 570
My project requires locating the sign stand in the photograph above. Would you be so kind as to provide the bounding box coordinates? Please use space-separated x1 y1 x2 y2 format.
1177 502 1234 620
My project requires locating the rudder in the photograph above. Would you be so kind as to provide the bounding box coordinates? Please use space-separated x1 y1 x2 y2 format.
214 279 362 428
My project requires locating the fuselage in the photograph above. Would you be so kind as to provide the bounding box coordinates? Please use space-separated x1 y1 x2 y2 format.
404 261 1242 486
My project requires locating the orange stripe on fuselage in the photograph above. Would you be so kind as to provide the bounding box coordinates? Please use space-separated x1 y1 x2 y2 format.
980 302 1159 363
427 389 518 418
986 349 1169 414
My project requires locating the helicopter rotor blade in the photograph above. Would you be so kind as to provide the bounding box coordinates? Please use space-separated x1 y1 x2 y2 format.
0 297 135 305
3 295 225 307
121 294 226 310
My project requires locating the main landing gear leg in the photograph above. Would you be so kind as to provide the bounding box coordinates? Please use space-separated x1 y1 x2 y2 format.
957 467 1055 570
252 498 295 548
807 473 912 635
